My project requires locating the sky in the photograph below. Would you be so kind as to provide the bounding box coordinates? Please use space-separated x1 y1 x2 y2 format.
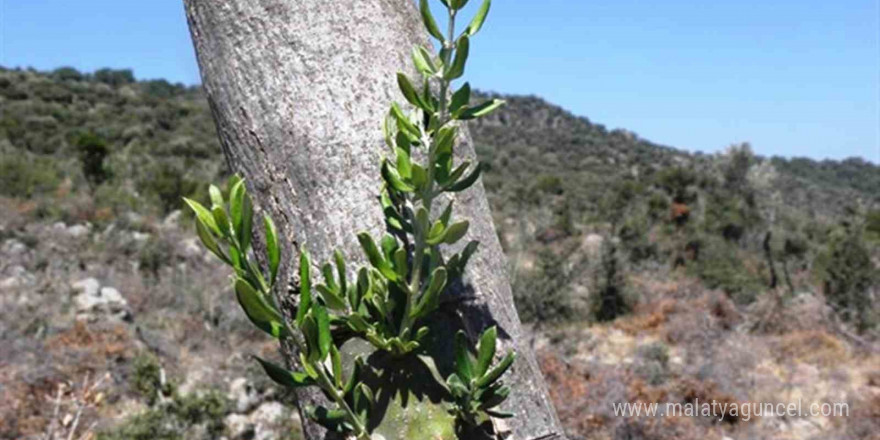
1 0 878 162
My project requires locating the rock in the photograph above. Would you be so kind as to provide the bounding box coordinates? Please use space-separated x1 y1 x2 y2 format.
229 377 261 413
225 401 293 440
181 238 202 258
162 210 183 229
0 277 22 290
52 222 67 232
67 224 91 238
2 239 27 256
0 266 35 290
582 234 604 260
72 279 131 322
71 278 101 297
132 231 151 242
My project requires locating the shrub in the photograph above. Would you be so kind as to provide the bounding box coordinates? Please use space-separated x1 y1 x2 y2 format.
590 240 632 322
140 163 204 214
0 155 61 198
139 236 174 279
514 248 579 323
688 236 764 304
93 68 135 87
75 132 110 187
866 209 880 241
97 389 229 440
821 225 877 331
51 66 84 82
130 353 169 405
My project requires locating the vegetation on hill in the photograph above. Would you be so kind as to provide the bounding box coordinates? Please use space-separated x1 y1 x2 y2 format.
2 65 878 330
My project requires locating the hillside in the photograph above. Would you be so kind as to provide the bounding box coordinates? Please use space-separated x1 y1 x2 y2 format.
1 66 879 440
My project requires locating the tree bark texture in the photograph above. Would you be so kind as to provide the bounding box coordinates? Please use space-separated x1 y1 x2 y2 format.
183 1 565 439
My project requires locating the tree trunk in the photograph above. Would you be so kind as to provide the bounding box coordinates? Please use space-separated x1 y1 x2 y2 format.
183 1 565 439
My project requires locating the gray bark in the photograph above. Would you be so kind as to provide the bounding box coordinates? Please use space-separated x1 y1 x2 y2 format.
183 1 565 439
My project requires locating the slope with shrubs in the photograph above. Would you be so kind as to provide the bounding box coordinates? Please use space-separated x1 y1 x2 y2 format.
1 66 879 440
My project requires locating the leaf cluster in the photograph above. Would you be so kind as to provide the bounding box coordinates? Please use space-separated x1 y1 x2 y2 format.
184 1 517 437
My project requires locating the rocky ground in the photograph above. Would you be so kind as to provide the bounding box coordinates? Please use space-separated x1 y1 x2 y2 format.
1 194 878 440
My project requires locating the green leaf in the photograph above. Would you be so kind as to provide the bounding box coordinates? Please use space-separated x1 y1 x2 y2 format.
382 113 395 149
458 99 505 120
306 406 348 431
321 263 338 294
433 126 456 157
334 250 347 297
316 284 348 311
296 249 312 328
454 330 474 382
419 0 445 41
445 36 469 80
439 200 454 227
446 163 483 192
380 234 399 262
237 188 254 253
475 326 497 378
475 351 516 388
183 197 220 235
229 180 245 237
426 220 447 246
413 267 447 318
212 205 231 237
254 356 315 388
450 0 469 10
314 302 331 360
264 215 281 286
412 46 437 76
459 240 480 269
444 220 470 245
466 0 492 36
390 102 420 138
353 383 373 421
446 373 469 399
450 83 471 115
300 352 319 379
382 159 415 193
486 409 515 419
330 344 343 388
393 248 408 280
416 354 449 393
209 184 224 209
357 233 397 282
346 313 369 333
194 219 227 264
479 384 510 410
234 278 287 338
411 164 428 190
397 73 428 111
395 147 412 180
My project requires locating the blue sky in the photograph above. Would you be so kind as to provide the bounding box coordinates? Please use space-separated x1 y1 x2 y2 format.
1 0 878 162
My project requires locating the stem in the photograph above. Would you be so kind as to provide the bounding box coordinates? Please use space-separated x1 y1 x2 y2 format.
317 368 370 440
400 6 457 338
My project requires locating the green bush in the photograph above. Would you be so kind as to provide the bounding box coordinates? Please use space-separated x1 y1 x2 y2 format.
51 66 84 82
688 236 764 304
821 225 877 331
590 240 632 322
0 155 61 198
513 248 577 323
97 390 229 440
140 163 205 214
75 131 110 187
93 68 135 87
130 353 169 405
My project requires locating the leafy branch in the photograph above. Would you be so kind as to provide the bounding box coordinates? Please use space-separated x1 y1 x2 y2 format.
185 0 516 438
